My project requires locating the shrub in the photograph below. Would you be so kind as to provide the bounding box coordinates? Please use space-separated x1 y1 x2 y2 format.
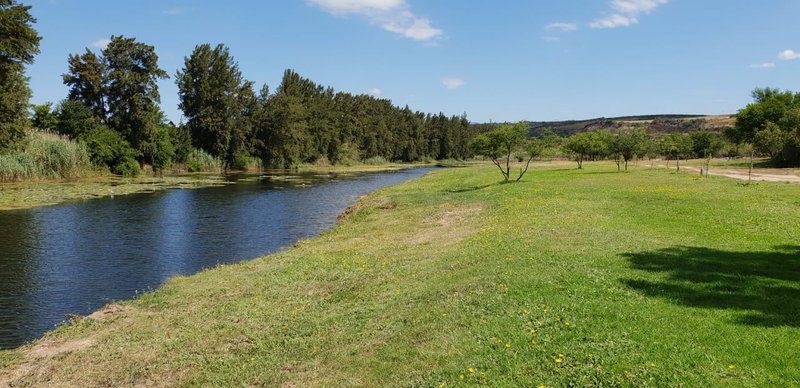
25 132 92 178
362 156 388 165
55 100 96 138
79 125 140 177
186 149 221 172
230 151 261 171
0 132 92 181
0 152 36 182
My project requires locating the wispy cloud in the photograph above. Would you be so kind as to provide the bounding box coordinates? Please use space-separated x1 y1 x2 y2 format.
441 77 464 90
750 62 776 69
541 36 561 42
778 49 800 60
367 88 382 96
545 22 577 32
309 0 442 42
91 38 111 49
590 0 669 29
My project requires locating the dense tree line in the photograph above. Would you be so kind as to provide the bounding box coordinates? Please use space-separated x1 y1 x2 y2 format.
175 46 473 168
0 1 473 178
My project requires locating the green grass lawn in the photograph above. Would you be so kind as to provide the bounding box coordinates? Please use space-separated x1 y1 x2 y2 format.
2 163 799 386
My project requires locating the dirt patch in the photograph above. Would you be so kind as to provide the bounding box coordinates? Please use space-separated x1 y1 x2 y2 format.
337 196 396 224
0 338 95 386
87 303 131 320
410 205 483 246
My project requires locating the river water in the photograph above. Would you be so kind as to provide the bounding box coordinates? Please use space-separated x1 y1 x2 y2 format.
0 167 434 349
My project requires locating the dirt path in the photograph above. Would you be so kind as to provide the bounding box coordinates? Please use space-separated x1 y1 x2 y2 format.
655 163 800 183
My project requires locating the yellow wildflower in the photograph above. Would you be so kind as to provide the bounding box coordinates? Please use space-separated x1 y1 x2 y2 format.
468 367 475 374
728 364 736 370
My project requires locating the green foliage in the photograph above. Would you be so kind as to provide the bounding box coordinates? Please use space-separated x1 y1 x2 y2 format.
168 124 193 163
185 148 221 172
54 99 96 138
563 131 608 169
63 49 106 119
0 131 92 181
469 122 539 181
102 35 169 164
79 125 140 176
689 130 725 159
176 43 255 164
730 88 800 166
607 129 651 171
362 156 388 165
230 151 261 170
0 0 41 149
31 103 57 131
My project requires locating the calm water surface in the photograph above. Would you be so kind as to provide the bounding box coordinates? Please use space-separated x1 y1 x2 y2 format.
0 167 434 349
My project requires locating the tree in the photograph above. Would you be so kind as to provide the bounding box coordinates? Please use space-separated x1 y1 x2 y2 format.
609 129 649 172
176 43 255 165
469 122 539 182
563 131 607 169
0 0 41 148
727 88 800 166
62 49 106 120
31 102 57 131
55 99 96 138
661 133 693 172
690 131 725 176
103 35 169 165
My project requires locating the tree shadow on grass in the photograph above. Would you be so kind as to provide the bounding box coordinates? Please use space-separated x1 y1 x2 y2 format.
445 183 499 193
620 245 800 327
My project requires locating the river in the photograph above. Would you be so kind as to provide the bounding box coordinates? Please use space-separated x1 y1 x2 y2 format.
0 167 434 349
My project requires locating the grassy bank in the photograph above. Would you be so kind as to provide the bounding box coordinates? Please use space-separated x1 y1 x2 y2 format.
2 163 799 385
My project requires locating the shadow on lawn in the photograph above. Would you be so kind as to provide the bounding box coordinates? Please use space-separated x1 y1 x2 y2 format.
621 245 800 327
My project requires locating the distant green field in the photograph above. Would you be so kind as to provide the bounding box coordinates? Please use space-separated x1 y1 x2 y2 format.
2 163 799 386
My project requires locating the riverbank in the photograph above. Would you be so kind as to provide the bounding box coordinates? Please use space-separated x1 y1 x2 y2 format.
0 163 445 211
2 162 799 385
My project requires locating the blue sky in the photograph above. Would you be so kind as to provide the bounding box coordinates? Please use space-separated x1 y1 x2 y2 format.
24 0 800 123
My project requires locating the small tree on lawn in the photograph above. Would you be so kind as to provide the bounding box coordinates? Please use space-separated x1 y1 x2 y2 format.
469 122 541 182
690 131 725 176
563 131 608 169
661 133 693 172
609 129 649 172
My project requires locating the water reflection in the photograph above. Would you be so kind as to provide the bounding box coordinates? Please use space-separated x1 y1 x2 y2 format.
0 168 433 349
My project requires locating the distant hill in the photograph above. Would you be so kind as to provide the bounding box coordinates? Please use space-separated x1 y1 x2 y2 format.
473 114 736 137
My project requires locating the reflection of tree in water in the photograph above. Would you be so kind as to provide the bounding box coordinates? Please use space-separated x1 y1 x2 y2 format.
621 245 800 327
0 209 40 348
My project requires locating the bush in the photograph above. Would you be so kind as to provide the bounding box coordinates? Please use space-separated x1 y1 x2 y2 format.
79 126 140 177
55 100 96 138
230 151 261 171
186 149 221 172
0 152 36 182
362 156 389 165
0 132 92 182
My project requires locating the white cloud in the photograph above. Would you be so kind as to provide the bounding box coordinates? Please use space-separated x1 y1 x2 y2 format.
750 62 776 69
542 36 561 42
91 38 111 49
611 0 669 14
367 88 382 96
778 49 800 60
590 0 668 29
590 14 638 29
441 77 464 89
545 22 577 32
309 0 442 42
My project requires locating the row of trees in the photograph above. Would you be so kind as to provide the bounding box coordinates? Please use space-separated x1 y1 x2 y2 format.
470 123 730 181
1 1 474 177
